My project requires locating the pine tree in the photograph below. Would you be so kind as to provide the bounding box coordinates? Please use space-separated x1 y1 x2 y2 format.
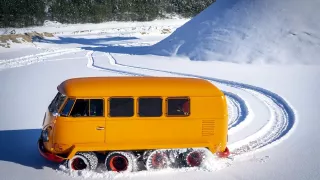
0 0 215 28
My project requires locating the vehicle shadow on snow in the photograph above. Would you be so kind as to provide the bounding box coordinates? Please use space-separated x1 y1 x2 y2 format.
39 35 163 56
80 44 168 56
82 45 152 55
40 36 140 47
0 129 58 170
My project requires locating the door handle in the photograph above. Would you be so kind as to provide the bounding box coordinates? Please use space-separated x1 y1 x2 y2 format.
96 126 105 130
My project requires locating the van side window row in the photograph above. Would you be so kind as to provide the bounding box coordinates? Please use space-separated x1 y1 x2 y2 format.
60 97 190 117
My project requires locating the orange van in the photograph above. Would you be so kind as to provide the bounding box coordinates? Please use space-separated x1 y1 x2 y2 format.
38 76 229 172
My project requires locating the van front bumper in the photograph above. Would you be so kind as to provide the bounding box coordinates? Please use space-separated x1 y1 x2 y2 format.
38 139 65 163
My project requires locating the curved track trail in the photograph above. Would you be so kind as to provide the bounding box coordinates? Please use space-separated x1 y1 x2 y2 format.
0 48 83 70
86 51 297 159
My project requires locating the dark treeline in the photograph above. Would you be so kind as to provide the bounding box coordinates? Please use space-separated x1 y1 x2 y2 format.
0 0 215 28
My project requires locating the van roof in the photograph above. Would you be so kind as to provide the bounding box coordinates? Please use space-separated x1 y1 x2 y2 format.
57 76 224 97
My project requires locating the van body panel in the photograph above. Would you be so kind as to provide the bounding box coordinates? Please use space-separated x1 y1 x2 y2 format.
51 117 105 153
105 117 203 146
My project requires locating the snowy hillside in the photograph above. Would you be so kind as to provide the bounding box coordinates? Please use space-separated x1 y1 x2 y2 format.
152 0 320 65
1 3 320 180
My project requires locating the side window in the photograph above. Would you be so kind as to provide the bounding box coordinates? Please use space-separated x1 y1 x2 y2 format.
109 98 134 117
68 99 104 117
138 97 162 117
90 99 104 116
61 98 75 116
70 99 89 117
167 97 190 116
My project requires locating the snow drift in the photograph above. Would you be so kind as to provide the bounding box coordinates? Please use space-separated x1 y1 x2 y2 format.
151 0 320 65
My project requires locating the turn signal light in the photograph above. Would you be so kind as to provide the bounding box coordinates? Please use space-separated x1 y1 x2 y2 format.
54 143 68 152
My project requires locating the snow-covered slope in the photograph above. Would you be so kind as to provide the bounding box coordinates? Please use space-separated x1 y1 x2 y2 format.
151 0 320 65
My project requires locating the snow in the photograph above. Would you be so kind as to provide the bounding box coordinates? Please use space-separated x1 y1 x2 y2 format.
151 0 320 65
1 4 320 180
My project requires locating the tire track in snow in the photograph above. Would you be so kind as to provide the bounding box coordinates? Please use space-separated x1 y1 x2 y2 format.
0 48 83 71
86 51 246 129
226 91 249 130
98 52 297 158
226 93 240 128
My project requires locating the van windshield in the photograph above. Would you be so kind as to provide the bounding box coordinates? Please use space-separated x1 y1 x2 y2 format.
48 92 66 113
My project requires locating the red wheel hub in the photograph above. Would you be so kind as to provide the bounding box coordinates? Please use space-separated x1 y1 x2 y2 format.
71 157 87 170
109 156 128 172
186 151 203 167
151 152 166 168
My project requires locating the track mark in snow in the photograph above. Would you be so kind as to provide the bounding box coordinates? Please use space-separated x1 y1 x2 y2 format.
228 88 296 156
86 51 145 76
0 48 83 71
226 92 240 128
225 91 252 135
106 53 117 66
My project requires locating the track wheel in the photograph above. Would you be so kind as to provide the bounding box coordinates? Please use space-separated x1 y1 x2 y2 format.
105 151 136 172
145 150 169 170
66 152 98 171
183 149 205 167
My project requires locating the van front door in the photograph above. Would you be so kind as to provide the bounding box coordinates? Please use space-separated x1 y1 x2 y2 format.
60 98 106 144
